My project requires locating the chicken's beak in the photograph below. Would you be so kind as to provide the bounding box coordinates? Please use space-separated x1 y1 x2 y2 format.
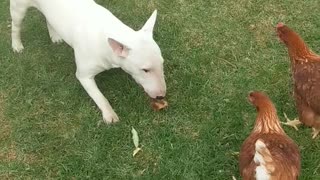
275 22 286 43
276 22 285 28
247 92 254 104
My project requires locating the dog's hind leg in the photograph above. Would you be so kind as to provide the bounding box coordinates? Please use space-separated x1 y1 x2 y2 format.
47 21 63 44
10 0 31 53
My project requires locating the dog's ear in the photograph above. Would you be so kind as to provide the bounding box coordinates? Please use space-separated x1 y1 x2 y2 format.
108 38 130 58
140 10 157 36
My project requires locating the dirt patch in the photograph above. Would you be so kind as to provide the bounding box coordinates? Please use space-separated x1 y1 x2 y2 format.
0 92 17 163
0 173 16 180
175 125 200 140
0 92 11 141
133 150 160 177
0 93 42 165
0 143 17 162
248 4 286 47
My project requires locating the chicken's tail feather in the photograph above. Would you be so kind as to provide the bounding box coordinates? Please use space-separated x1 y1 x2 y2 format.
254 139 275 180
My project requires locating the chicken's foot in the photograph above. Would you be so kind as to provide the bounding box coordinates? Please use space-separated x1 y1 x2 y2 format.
281 113 301 131
312 128 320 139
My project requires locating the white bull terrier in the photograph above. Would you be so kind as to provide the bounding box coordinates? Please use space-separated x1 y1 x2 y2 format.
10 0 166 123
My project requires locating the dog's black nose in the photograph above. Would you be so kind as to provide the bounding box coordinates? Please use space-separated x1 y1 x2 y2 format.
156 96 164 100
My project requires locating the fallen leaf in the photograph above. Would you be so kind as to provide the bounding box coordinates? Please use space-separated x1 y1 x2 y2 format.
231 152 240 156
132 127 142 157
132 127 139 148
133 147 142 157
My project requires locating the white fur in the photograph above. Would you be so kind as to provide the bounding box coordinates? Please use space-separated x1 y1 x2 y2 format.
254 140 271 180
10 0 166 123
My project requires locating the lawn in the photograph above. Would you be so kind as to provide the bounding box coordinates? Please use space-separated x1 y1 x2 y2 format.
1 0 320 179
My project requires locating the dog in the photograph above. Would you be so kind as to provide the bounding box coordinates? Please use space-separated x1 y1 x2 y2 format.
10 0 166 123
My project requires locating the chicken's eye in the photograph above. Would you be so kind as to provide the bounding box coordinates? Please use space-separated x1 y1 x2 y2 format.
142 69 150 73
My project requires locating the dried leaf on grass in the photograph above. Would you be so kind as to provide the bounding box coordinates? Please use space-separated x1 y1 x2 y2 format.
132 127 142 157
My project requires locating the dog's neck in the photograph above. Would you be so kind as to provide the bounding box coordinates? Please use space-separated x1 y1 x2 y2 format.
92 5 137 69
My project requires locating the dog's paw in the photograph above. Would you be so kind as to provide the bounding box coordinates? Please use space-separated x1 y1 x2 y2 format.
51 36 63 44
12 41 24 53
102 111 119 124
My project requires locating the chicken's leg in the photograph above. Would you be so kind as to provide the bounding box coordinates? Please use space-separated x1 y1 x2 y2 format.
281 113 301 131
312 128 320 139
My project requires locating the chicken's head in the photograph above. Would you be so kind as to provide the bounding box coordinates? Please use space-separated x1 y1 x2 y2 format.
276 22 302 47
248 91 273 111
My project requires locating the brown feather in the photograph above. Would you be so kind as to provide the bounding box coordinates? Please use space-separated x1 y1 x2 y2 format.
239 91 301 180
277 23 320 129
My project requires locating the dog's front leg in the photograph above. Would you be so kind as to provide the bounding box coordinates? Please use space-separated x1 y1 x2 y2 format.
46 21 63 44
76 74 119 124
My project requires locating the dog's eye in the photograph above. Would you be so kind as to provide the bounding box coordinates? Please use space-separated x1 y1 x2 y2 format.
142 69 150 73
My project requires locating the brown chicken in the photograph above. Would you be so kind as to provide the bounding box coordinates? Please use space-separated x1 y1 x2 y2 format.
239 91 300 180
277 23 320 138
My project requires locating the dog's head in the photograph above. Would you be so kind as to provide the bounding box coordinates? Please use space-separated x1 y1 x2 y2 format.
108 10 166 99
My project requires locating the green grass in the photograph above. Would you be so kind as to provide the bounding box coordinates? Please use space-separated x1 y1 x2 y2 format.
1 0 320 179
